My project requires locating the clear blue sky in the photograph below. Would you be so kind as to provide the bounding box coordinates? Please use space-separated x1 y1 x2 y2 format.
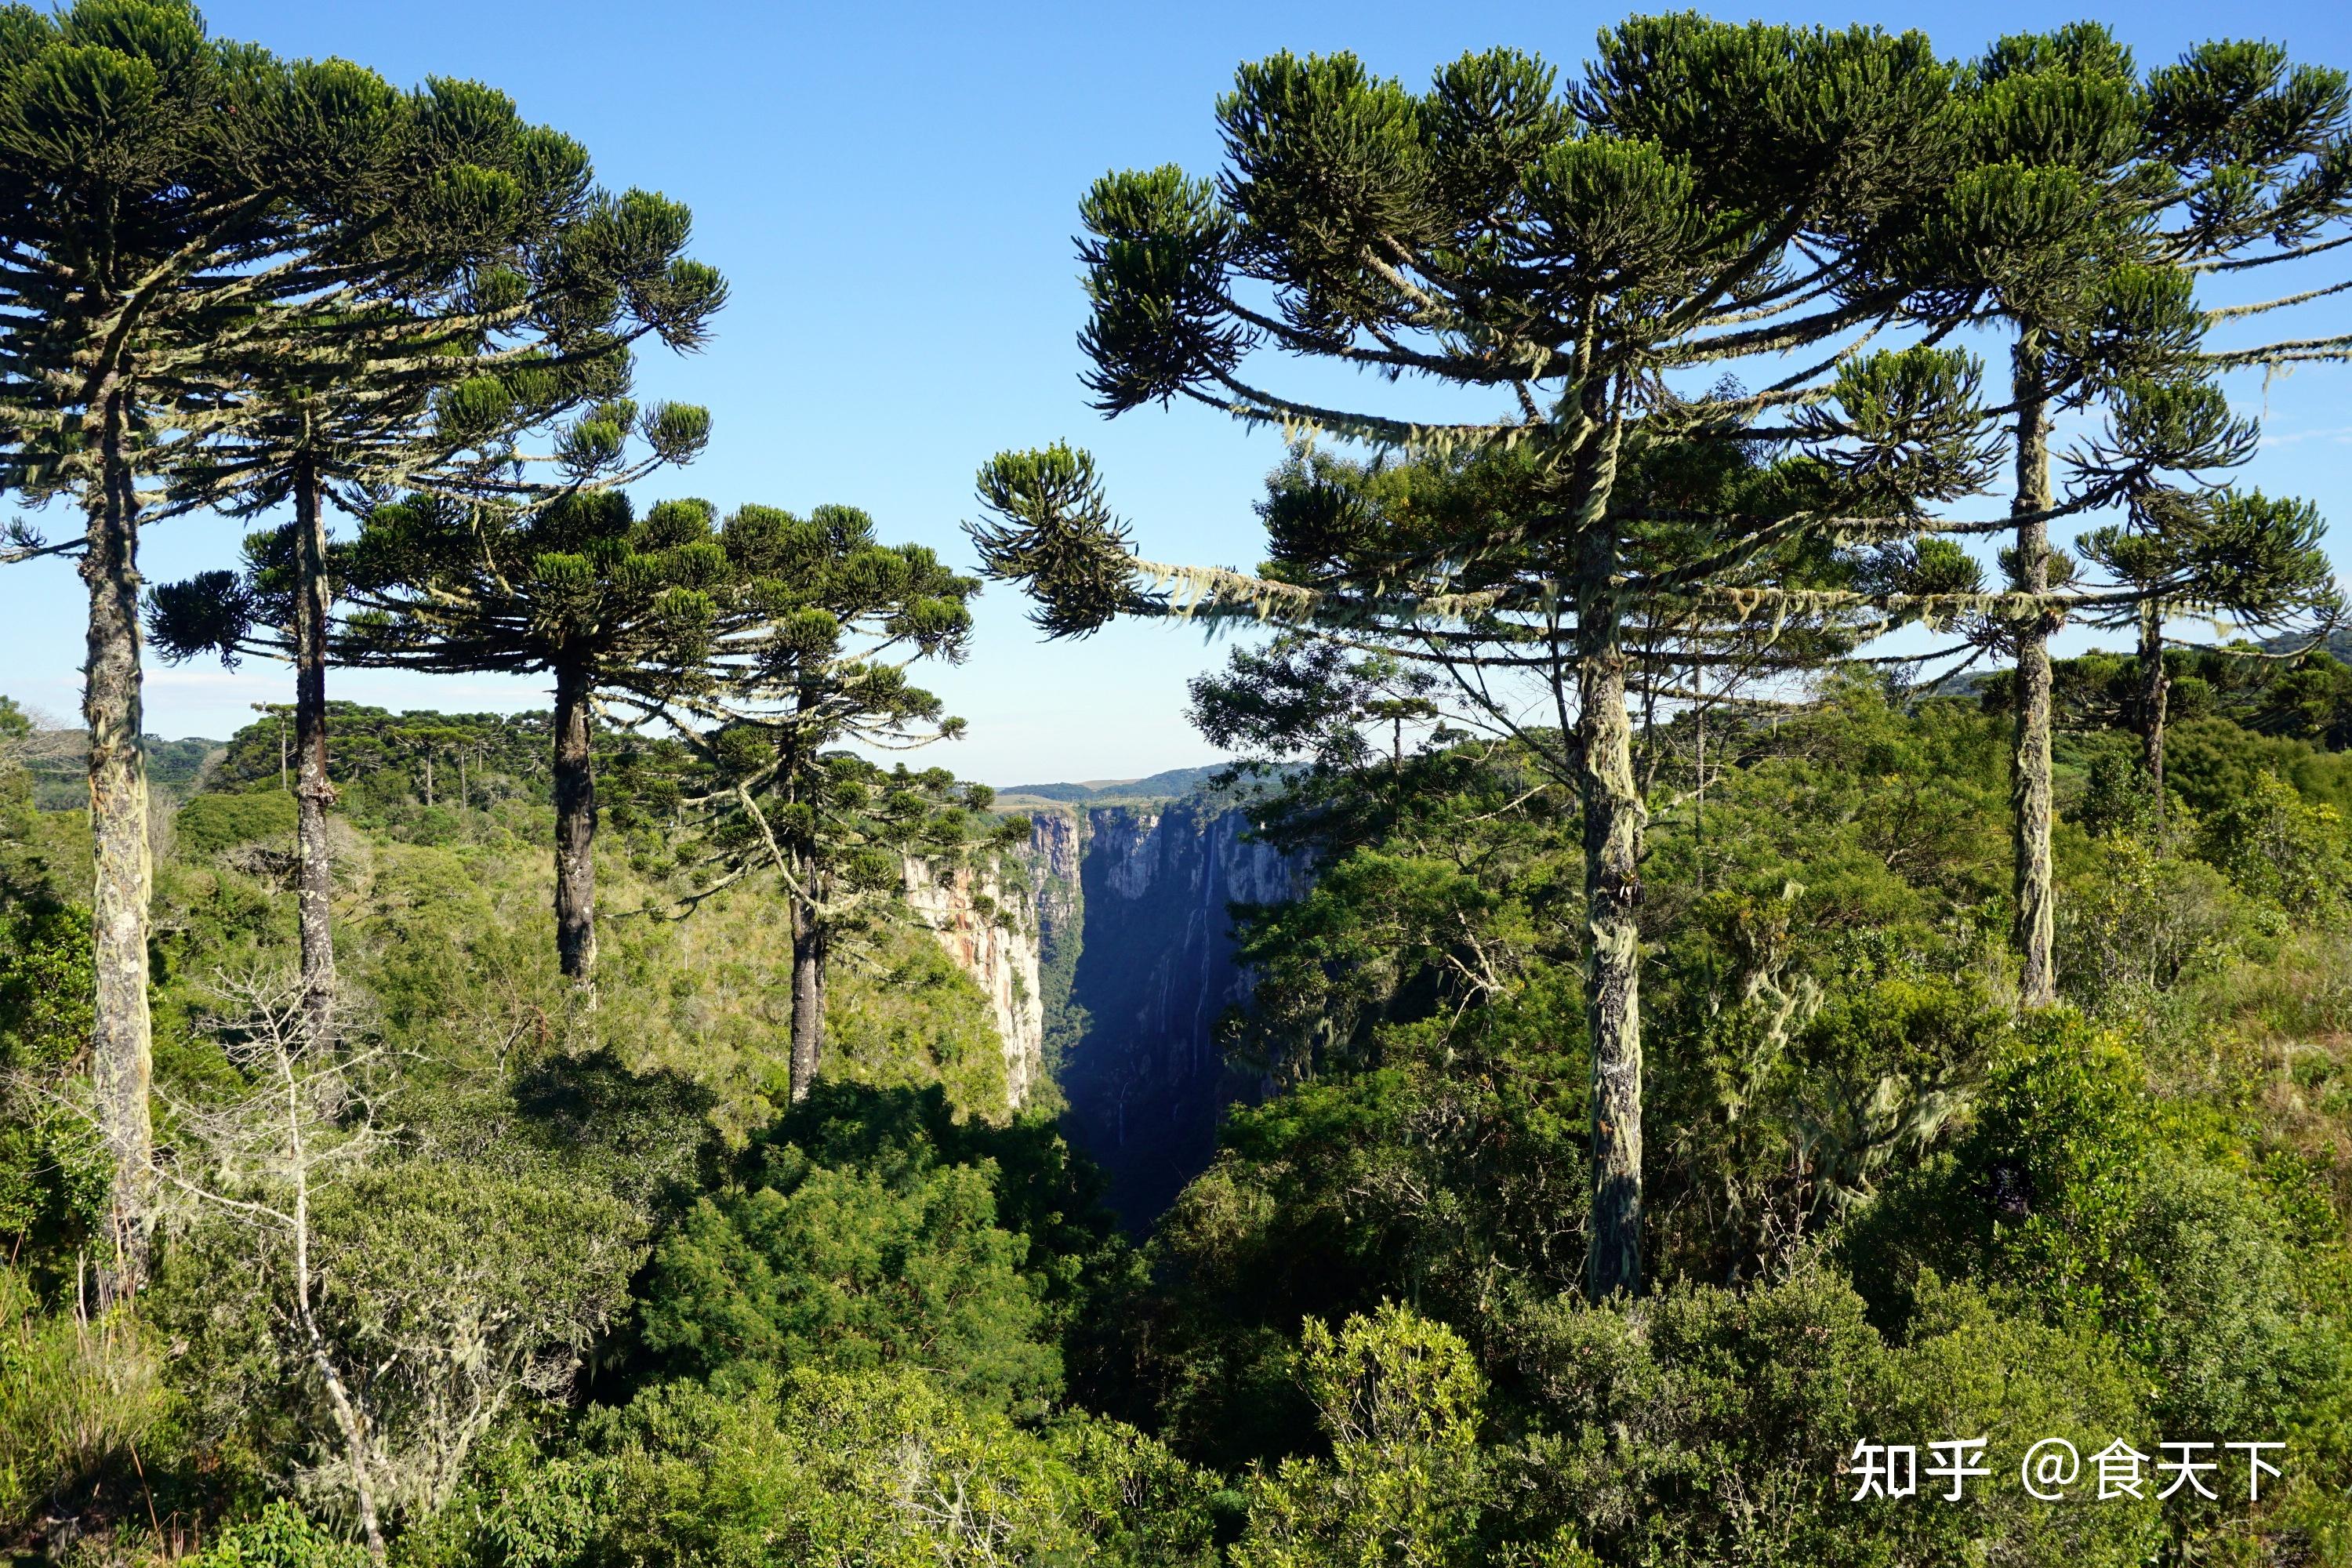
4 0 2349 786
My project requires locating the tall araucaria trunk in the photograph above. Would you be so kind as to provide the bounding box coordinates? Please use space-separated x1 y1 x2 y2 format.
789 885 822 1104
2136 599 2170 840
551 661 597 989
292 457 338 1039
82 379 154 1297
1572 418 1644 1301
782 692 825 1102
2009 332 2058 1008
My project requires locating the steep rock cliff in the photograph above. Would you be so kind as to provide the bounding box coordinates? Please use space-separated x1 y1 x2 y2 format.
1025 808 1087 1066
1022 797 1305 1225
902 856 1045 1112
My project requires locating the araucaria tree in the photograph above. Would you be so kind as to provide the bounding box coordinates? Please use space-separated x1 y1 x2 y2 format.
337 474 757 989
684 753 1010 1102
0 0 724 1287
1894 25 2352 1001
2077 481 2340 833
0 0 468 1288
146 78 724 1040
2053 372 2340 835
967 24 2005 1298
339 490 977 1018
623 503 981 1098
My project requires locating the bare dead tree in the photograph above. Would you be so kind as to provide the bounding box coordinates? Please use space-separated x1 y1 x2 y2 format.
150 971 393 1556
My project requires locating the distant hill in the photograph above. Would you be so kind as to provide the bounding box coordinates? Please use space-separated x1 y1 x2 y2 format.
1000 765 1223 802
23 728 220 811
997 764 1232 808
997 781 1096 804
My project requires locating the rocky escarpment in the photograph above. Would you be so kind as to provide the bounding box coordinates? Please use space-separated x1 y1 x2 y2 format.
1020 795 1306 1225
1025 808 1086 1057
902 855 1045 1112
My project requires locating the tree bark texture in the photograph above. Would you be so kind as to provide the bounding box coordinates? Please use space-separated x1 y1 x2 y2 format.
2010 336 2058 1007
1573 420 1644 1301
82 381 154 1297
789 890 822 1104
292 459 338 1040
551 662 597 987
2137 601 2170 839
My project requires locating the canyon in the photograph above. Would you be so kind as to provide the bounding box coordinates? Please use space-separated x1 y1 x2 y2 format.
1020 789 1306 1225
917 789 1308 1232
908 779 1304 1222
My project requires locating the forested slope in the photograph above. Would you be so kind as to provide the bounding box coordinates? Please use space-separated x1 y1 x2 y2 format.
6 658 2351 1565
3 5 2352 1566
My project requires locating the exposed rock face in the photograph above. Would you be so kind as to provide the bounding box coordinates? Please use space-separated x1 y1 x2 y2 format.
902 856 1045 1112
1026 808 1085 983
899 793 1303 1190
1021 797 1306 1226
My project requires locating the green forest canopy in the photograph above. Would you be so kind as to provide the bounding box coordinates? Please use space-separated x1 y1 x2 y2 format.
0 6 2350 1568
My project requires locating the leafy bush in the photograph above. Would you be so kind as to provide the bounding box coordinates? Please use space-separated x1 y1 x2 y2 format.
0 905 106 1270
1234 1304 1588 1568
174 791 298 858
2118 1153 2347 1440
638 1161 1061 1413
740 1082 1124 1335
1509 1267 1896 1566
1507 1268 2160 1568
1088 1025 1588 1471
2166 717 2352 818
424 1369 1218 1568
2057 834 2256 1004
1846 1015 2156 1327
2195 768 2351 925
1846 1018 2350 1482
189 1501 372 1568
1875 1283 2160 1566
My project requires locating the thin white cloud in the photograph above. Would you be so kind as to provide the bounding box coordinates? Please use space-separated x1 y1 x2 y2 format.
2257 424 2352 448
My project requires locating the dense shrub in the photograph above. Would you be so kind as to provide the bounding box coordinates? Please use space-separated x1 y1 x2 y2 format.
173 791 298 859
2196 769 2352 925
1507 1269 2159 1567
416 1369 1218 1568
189 1502 372 1568
638 1162 1062 1412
